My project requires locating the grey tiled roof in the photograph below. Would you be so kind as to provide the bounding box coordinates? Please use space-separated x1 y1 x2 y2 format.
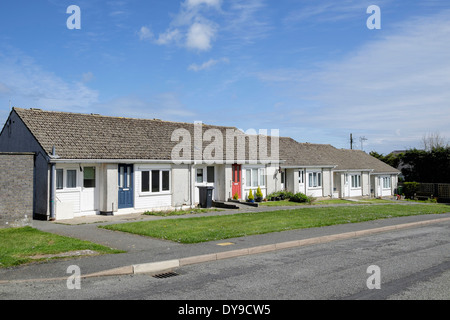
279 137 337 167
331 149 400 174
280 137 399 174
13 108 277 162
12 107 399 174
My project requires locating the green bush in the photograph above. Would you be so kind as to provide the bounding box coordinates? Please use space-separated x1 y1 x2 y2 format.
289 192 310 203
233 192 239 200
256 186 263 198
267 190 294 200
248 189 254 200
403 182 420 198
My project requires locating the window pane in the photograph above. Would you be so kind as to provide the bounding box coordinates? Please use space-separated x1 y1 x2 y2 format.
142 171 149 192
318 173 322 187
252 168 258 187
56 169 63 190
207 166 215 183
260 169 264 186
126 166 131 188
67 170 76 188
119 166 124 188
309 173 313 187
196 169 203 183
162 171 170 191
83 167 96 188
246 169 251 187
152 170 160 192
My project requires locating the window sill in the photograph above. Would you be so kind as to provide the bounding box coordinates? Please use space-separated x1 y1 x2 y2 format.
139 191 171 197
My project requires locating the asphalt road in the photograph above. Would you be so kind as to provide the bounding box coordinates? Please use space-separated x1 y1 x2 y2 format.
1 219 449 303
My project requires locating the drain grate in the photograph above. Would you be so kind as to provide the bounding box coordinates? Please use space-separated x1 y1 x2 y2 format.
152 271 179 279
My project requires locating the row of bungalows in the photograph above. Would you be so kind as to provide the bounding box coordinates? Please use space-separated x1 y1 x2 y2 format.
278 138 399 200
0 108 399 221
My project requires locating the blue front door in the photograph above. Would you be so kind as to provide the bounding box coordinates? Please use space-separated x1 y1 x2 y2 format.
118 164 133 209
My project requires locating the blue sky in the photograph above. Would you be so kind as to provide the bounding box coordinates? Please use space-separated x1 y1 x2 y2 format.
1 0 449 154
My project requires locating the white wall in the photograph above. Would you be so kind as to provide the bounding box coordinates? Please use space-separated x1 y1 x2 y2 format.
134 164 172 212
54 163 100 219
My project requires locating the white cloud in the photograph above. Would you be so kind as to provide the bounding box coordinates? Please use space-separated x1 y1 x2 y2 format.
82 72 95 83
155 29 181 45
186 22 216 51
255 10 450 152
0 47 99 113
142 0 221 51
188 57 229 71
138 26 154 41
186 0 222 9
0 82 11 94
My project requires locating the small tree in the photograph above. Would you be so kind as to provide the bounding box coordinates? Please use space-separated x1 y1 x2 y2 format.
256 186 263 198
248 189 254 201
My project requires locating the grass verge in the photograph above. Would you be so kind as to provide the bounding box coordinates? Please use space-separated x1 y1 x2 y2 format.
259 198 399 206
100 203 450 244
0 226 124 268
144 208 222 216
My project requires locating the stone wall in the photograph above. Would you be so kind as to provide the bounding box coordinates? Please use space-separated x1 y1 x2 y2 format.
0 153 34 228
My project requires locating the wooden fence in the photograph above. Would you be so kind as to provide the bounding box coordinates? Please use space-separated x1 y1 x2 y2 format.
399 182 450 201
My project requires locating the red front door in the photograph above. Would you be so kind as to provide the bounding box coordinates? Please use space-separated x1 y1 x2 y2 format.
232 164 241 199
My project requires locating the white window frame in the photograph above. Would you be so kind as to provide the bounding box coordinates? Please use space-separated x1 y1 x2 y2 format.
308 171 322 188
299 170 304 184
351 174 361 188
55 167 79 191
140 168 171 195
195 166 215 185
245 167 265 188
382 176 391 189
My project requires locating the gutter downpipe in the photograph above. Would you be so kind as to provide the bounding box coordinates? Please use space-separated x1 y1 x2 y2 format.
49 146 56 221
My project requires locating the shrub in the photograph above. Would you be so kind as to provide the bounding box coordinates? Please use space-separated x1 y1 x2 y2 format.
289 192 311 203
233 192 239 200
267 190 294 200
256 186 263 198
248 189 254 201
403 182 420 198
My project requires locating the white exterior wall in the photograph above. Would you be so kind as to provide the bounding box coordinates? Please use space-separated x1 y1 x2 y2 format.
134 164 172 212
54 163 100 219
171 164 191 208
99 163 119 213
322 168 332 198
266 165 281 196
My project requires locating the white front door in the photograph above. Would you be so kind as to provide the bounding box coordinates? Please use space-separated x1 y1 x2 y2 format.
298 170 305 193
81 166 98 212
343 174 349 197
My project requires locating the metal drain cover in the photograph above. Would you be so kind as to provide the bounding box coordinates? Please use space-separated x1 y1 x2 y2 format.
152 271 179 279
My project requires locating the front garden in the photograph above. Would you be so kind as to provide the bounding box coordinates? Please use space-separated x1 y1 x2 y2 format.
101 203 450 244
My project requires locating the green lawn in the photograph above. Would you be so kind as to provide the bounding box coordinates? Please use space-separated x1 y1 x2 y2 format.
144 208 223 216
260 199 355 206
101 203 450 244
0 226 124 268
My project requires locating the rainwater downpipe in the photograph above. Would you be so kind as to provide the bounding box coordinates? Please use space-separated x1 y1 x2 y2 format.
49 146 56 221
